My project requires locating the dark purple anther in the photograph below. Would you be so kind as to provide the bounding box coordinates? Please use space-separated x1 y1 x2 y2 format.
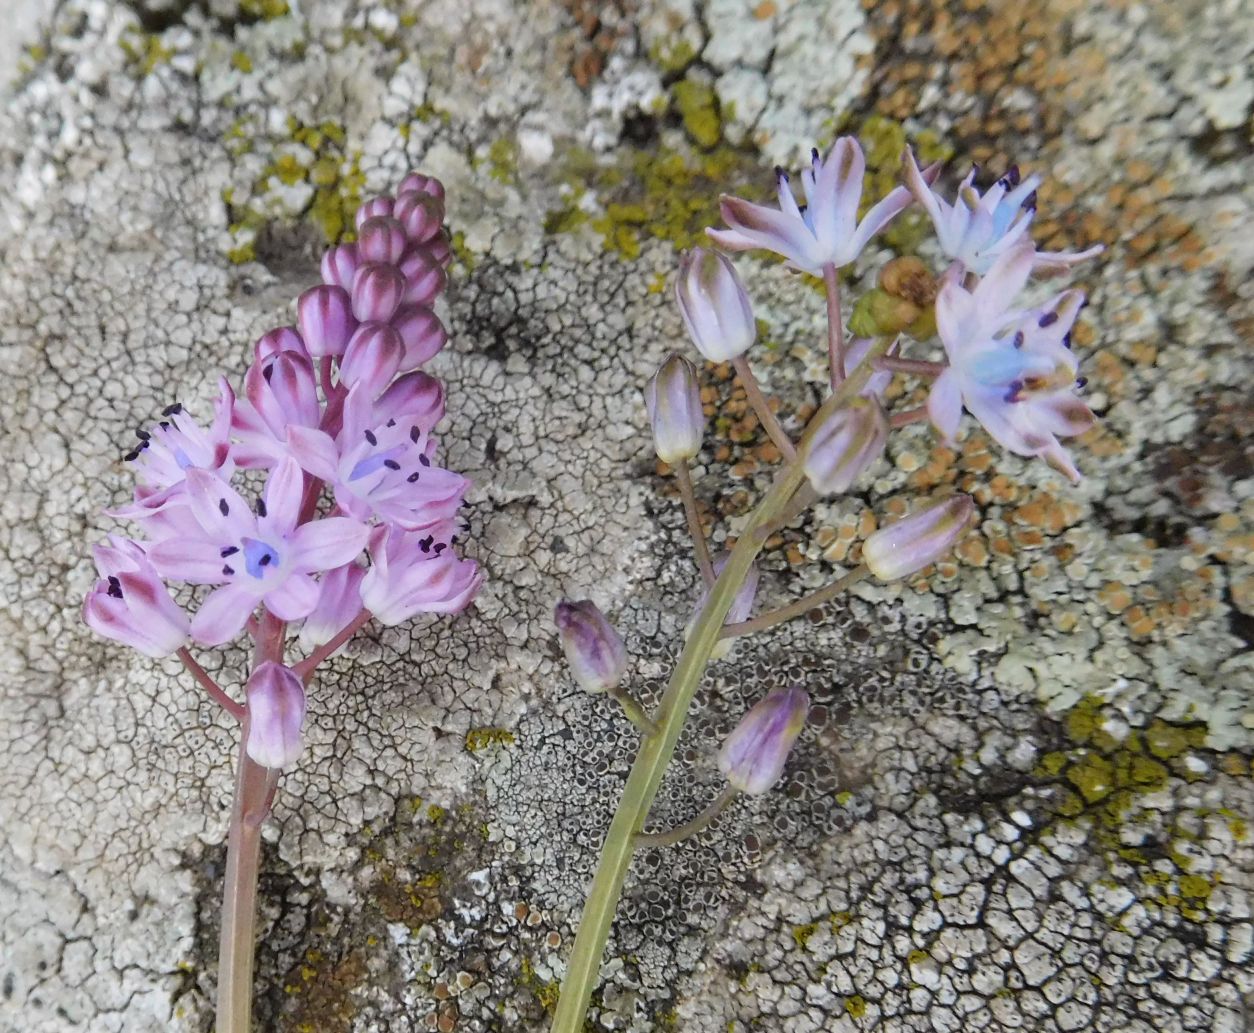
1039 311 1059 328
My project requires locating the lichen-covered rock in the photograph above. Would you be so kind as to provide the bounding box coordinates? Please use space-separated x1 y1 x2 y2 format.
0 1 1250 1031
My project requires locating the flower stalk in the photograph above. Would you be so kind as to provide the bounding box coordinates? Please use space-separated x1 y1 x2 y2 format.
547 339 891 1033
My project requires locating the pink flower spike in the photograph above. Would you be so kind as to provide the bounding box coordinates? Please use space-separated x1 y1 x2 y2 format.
297 562 366 651
354 195 394 230
298 284 357 358
83 537 190 658
340 323 404 395
321 244 360 291
357 216 408 265
245 662 306 769
707 137 916 275
397 248 448 307
361 525 481 626
392 305 448 369
394 191 445 243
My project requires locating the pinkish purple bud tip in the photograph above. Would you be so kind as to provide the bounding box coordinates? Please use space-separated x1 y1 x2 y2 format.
863 494 975 582
245 662 307 769
643 354 704 465
718 685 810 795
554 599 628 694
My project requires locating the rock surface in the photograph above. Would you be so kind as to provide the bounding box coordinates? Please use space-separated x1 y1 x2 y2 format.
0 1 1251 1031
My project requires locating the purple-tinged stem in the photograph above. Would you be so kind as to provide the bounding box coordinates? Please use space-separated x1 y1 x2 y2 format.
720 564 869 638
635 784 738 848
731 356 797 460
177 648 244 721
215 611 285 1033
294 608 373 683
890 407 929 428
675 463 715 586
822 263 845 388
875 357 946 377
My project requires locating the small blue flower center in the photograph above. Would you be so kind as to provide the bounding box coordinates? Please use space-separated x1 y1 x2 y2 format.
241 537 280 580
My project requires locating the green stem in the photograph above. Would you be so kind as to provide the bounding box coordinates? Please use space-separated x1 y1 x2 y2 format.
610 687 660 736
635 785 739 848
547 338 892 1033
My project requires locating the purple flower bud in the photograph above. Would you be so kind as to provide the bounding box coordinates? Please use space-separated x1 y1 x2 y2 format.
392 305 448 369
554 599 627 694
687 553 760 660
245 350 321 436
298 562 365 651
862 495 975 581
718 685 810 794
340 322 404 395
321 244 360 290
245 661 307 769
803 396 889 495
425 232 453 269
398 172 445 200
83 538 191 658
397 248 448 307
357 216 408 264
351 262 407 323
360 525 481 626
675 247 756 362
298 284 356 358
255 325 308 362
354 195 394 230
375 370 445 428
643 353 704 465
394 190 445 243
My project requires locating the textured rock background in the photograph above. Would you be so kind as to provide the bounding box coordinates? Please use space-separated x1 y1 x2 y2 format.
1 1 1252 1031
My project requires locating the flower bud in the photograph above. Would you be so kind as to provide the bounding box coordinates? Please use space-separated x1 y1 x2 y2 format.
398 248 448 306
718 685 810 795
244 661 307 770
425 232 453 268
392 305 448 369
803 396 888 495
361 526 481 625
848 287 921 338
878 255 937 307
394 190 445 243
862 494 975 581
340 322 404 395
255 325 308 362
351 262 406 323
398 172 445 200
686 553 760 661
298 284 356 358
354 195 393 230
554 599 627 694
375 370 445 429
675 248 756 362
643 354 703 465
321 244 360 290
82 537 190 658
357 216 408 264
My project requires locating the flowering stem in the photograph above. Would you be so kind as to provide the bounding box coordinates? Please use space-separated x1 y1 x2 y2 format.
547 338 891 1033
822 263 845 388
215 611 285 1033
177 648 244 721
294 608 373 683
875 357 946 377
675 462 715 586
890 407 930 428
609 687 660 736
634 784 738 848
730 356 797 460
720 564 869 638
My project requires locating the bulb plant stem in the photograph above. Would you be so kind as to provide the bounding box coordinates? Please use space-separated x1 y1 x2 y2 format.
675 462 716 586
890 407 930 428
875 356 946 377
548 338 891 1033
730 356 797 460
215 611 286 1033
721 564 870 639
634 784 739 848
823 263 845 388
610 687 660 736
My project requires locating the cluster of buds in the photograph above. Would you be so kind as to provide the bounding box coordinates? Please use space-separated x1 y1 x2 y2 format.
556 133 1102 815
83 172 481 770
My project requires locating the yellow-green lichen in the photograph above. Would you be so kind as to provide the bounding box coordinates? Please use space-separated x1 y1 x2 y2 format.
845 994 868 1019
672 79 722 149
465 727 517 752
483 136 520 185
239 0 290 19
650 38 697 76
120 30 174 77
791 922 819 950
230 50 252 73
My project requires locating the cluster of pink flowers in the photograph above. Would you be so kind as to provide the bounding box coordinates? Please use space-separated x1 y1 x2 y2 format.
83 172 481 767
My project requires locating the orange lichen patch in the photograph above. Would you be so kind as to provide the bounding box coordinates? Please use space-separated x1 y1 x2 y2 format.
557 0 638 89
753 0 777 16
956 531 989 567
1011 493 1085 536
1099 581 1133 614
857 0 1203 272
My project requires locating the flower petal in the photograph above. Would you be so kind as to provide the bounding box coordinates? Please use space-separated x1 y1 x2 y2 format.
264 573 320 620
286 426 341 482
927 368 964 443
710 195 819 271
148 537 229 584
288 517 371 573
191 582 260 645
